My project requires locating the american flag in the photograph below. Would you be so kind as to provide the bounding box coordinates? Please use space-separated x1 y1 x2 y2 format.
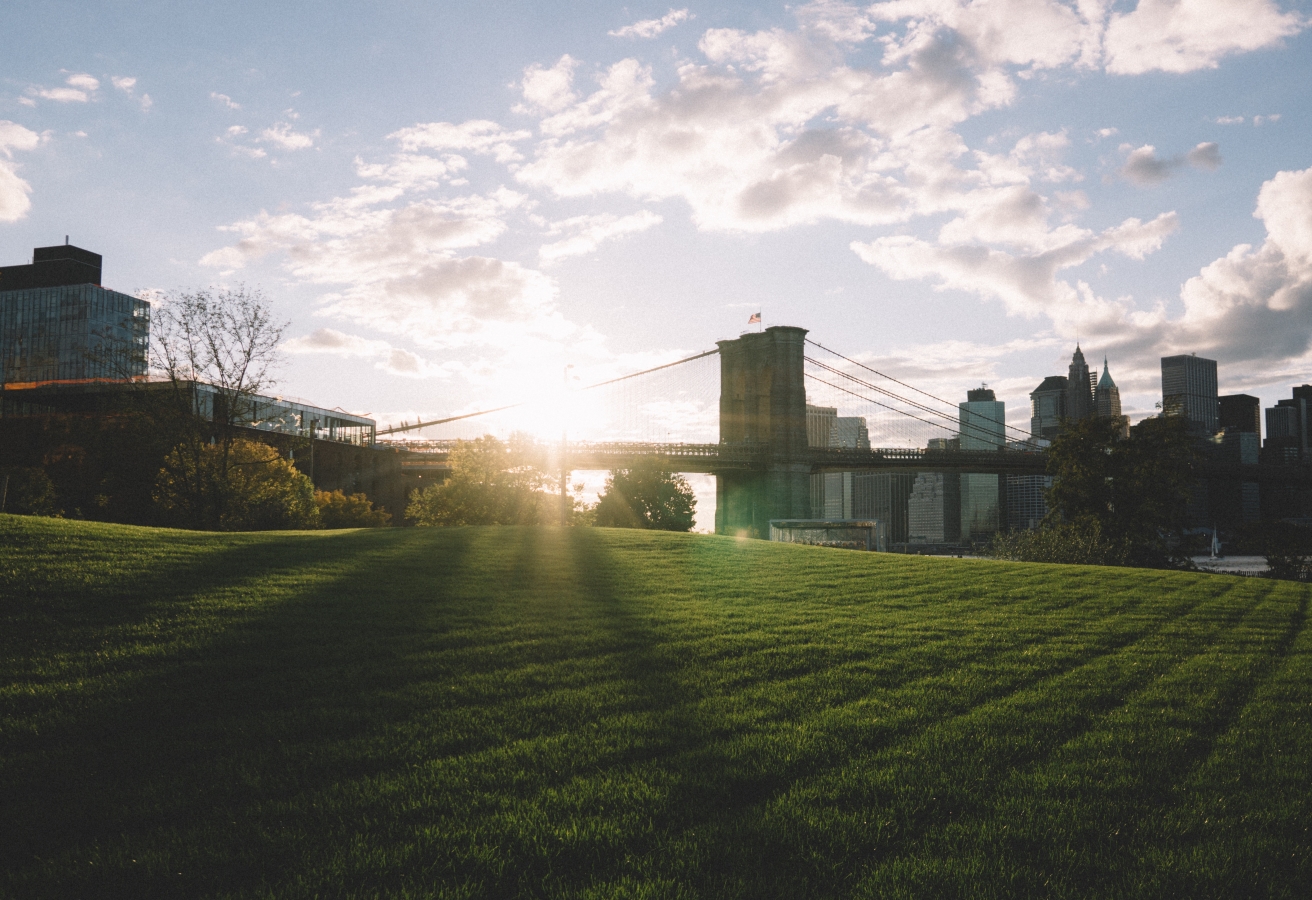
748 312 761 324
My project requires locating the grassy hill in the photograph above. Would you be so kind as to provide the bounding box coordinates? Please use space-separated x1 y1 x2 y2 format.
1 515 1309 899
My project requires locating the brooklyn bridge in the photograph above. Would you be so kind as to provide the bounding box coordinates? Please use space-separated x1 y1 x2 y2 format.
381 326 1298 536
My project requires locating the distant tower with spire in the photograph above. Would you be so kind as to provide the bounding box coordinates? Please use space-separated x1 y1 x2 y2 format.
1066 345 1094 421
1095 357 1130 437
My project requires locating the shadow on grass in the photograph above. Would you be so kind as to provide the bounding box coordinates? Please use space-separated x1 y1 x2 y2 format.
0 527 478 899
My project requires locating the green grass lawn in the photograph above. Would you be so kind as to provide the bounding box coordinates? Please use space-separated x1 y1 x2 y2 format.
1 515 1309 899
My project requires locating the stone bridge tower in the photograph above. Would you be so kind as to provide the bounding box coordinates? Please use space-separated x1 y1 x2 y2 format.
715 325 811 536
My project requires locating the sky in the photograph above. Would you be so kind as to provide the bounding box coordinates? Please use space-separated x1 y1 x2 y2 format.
3 0 1311 460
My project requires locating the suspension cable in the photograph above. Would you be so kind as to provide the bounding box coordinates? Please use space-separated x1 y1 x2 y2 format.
380 348 720 435
804 372 967 436
805 338 1031 440
578 349 719 391
806 357 1016 447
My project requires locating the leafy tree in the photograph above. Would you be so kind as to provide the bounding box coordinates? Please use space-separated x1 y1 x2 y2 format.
0 467 60 517
154 438 318 530
315 490 392 528
1043 413 1199 567
148 286 288 526
407 434 548 526
593 458 696 531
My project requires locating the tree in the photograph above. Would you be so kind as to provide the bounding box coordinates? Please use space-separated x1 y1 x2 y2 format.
406 434 548 526
1043 413 1199 566
315 490 392 528
593 458 696 531
0 467 60 517
154 438 318 531
148 286 288 527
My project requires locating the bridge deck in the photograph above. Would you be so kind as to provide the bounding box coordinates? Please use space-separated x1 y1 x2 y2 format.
391 440 1312 485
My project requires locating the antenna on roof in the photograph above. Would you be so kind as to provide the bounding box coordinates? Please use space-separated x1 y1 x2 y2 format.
65 235 69 245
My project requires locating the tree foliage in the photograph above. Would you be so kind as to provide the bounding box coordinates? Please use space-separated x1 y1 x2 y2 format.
154 439 318 531
989 517 1131 566
0 467 60 517
315 490 391 528
593 459 696 531
1041 414 1200 567
406 435 548 526
148 286 289 526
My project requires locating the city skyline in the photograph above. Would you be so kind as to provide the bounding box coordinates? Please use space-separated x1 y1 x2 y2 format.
2 0 1310 440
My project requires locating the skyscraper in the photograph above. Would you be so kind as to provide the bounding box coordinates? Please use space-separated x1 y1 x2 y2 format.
1094 357 1129 437
907 471 960 544
1265 390 1308 463
0 244 148 385
1161 354 1218 434
958 386 1003 542
1029 375 1067 442
1219 394 1262 437
959 386 1005 450
854 473 915 544
1066 346 1094 422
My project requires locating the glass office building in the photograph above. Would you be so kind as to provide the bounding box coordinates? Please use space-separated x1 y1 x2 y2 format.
0 245 148 385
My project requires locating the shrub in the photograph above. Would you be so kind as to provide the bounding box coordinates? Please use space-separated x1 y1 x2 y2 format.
0 467 61 517
1259 522 1312 582
407 435 547 526
989 517 1132 566
315 490 391 528
154 439 319 530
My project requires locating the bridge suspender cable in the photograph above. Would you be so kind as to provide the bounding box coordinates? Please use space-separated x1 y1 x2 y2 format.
577 349 719 391
804 372 989 437
805 356 1005 446
378 348 721 435
805 338 1032 441
375 403 524 436
806 357 1020 448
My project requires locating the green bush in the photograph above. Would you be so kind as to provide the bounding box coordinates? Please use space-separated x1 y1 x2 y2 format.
154 438 319 530
315 490 391 528
989 517 1132 566
1260 522 1312 582
0 467 60 517
407 435 547 526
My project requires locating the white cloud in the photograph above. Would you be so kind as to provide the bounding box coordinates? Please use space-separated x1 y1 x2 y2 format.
389 119 531 163
1214 115 1245 125
0 120 41 223
211 92 241 110
259 122 318 150
515 55 581 115
539 209 662 261
1170 166 1312 362
852 211 1178 319
1186 141 1222 170
112 75 151 110
65 73 100 92
1117 141 1222 185
609 8 692 39
1104 0 1305 75
285 327 390 357
29 73 100 103
355 152 468 196
284 327 447 378
514 4 1112 233
1118 144 1177 185
33 87 88 103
